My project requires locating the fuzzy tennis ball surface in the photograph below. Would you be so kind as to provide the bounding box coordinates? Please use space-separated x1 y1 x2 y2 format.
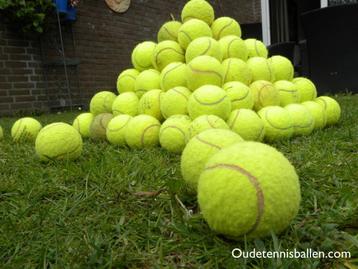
211 17 241 40
112 92 139 117
124 115 161 148
89 91 117 115
181 128 243 192
185 37 222 63
152 40 185 71
181 0 215 25
72 113 94 138
106 115 132 146
159 62 187 91
274 80 301 106
269 55 294 81
292 77 317 102
134 69 161 98
247 57 275 82
11 117 42 142
178 19 213 49
160 86 191 119
250 80 280 111
116 69 140 94
244 39 268 58
222 58 252 85
285 104 314 136
90 113 114 140
35 122 83 162
315 96 341 125
138 89 163 121
159 115 191 153
186 55 224 91
223 81 254 110
198 141 301 239
219 35 248 61
302 101 327 129
188 114 229 138
131 41 157 71
157 21 182 42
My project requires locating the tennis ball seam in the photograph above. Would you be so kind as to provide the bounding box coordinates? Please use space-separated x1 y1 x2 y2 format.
263 110 292 130
141 124 160 147
178 30 193 44
216 19 234 39
163 26 177 40
42 143 82 161
119 74 137 81
171 88 190 101
254 40 260 56
228 110 240 129
133 49 152 70
193 92 227 106
154 47 184 67
188 64 223 84
231 89 250 103
195 135 221 150
108 117 131 132
278 88 298 94
13 120 23 141
227 38 239 58
201 38 213 55
160 125 186 140
257 83 273 108
223 58 232 83
161 64 185 89
206 115 217 128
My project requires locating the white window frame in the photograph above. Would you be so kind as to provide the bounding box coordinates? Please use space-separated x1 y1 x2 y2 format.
261 0 271 45
321 0 329 7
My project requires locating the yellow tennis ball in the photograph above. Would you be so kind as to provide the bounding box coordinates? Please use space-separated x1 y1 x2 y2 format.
131 41 157 71
186 55 224 90
181 0 215 25
152 40 185 71
188 114 229 138
245 38 268 58
181 128 243 191
89 91 117 115
223 81 254 110
269 55 294 81
134 69 161 98
90 113 114 140
222 58 252 85
302 101 327 129
284 104 315 136
315 96 341 126
292 77 317 102
112 92 139 117
72 113 94 138
178 19 213 49
247 57 275 82
11 117 42 142
258 106 294 141
219 35 248 61
116 68 140 94
160 86 191 119
211 17 241 40
157 21 182 42
35 123 83 162
0 126 3 140
159 115 191 153
159 62 187 91
250 80 280 111
124 114 161 148
106 115 132 146
274 80 301 106
185 37 222 63
138 89 163 121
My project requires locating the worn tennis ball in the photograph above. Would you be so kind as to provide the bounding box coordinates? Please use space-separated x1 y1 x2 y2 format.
269 55 294 81
223 81 254 110
157 21 182 42
219 35 248 61
89 91 117 115
258 106 294 141
186 55 224 91
198 141 301 239
159 62 187 91
138 89 163 121
90 113 114 140
292 77 317 102
159 115 191 153
72 113 94 138
11 117 42 142
315 96 341 126
284 104 315 136
227 109 265 141
152 40 185 71
106 115 132 146
188 114 229 138
181 128 243 192
112 92 139 116
302 101 327 129
0 126 3 140
247 57 275 82
131 41 157 71
245 38 268 58
222 58 252 85
116 69 140 94
124 114 161 148
134 69 161 98
181 0 215 25
160 86 191 119
185 37 222 63
274 80 301 106
35 122 83 162
250 80 280 111
178 19 213 49
211 17 241 40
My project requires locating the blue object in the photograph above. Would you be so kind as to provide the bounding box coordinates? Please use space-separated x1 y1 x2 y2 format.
54 0 68 13
65 7 77 21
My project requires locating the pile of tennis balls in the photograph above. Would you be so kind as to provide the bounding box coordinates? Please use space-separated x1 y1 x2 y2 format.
1 0 343 239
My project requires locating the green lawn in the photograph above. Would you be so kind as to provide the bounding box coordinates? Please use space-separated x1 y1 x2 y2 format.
0 94 357 268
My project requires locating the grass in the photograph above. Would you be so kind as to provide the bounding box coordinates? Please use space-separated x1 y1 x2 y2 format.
0 94 357 268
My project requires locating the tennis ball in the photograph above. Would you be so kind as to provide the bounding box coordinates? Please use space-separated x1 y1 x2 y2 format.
188 114 229 138
0 126 3 140
258 106 294 141
138 89 163 121
268 55 294 81
90 113 114 140
211 17 241 40
284 104 314 136
186 55 224 90
219 35 248 61
227 109 265 141
181 128 243 191
157 21 182 42
11 117 42 142
178 19 213 49
188 85 231 120
72 113 94 138
159 115 191 153
134 69 161 98
181 0 215 25
247 57 275 82
116 69 140 94
223 81 254 110
274 80 301 106
112 92 139 116
302 101 327 129
185 37 222 63
106 115 132 146
124 115 161 148
152 40 185 71
222 58 252 85
292 77 317 102
250 80 280 111
160 86 191 119
245 38 268 58
159 62 187 91
198 141 301 239
35 123 83 162
315 96 341 125
131 41 157 71
89 91 117 115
